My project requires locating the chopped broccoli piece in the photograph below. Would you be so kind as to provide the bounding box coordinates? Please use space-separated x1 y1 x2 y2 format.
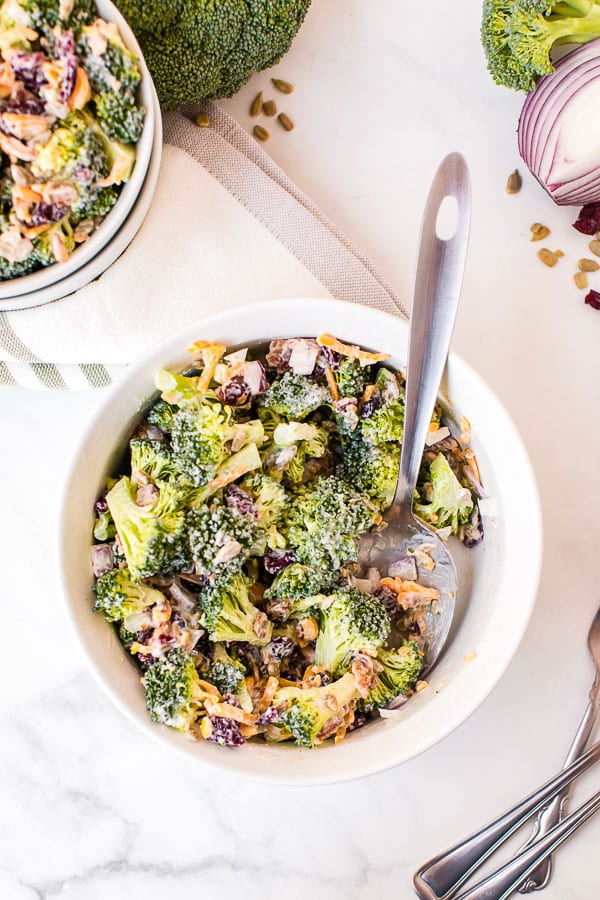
171 401 232 487
206 643 252 711
22 0 95 33
94 566 165 623
415 452 474 534
284 475 379 569
94 90 145 143
187 498 260 578
32 112 109 179
281 425 329 486
338 431 399 512
93 509 115 541
241 472 289 528
113 0 311 109
265 563 338 604
70 184 118 225
146 399 175 434
274 672 359 747
262 371 330 420
129 438 176 483
314 588 390 676
106 476 190 580
481 0 600 92
335 357 371 398
143 648 207 733
359 642 423 712
361 398 404 445
0 251 38 280
33 219 75 266
198 572 272 646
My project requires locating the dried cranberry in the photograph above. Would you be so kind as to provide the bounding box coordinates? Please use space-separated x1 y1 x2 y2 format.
573 204 600 235
9 51 47 92
319 346 342 371
208 716 245 747
30 202 69 226
171 611 185 628
216 376 251 406
585 289 600 310
137 653 155 668
263 548 297 574
267 635 296 661
348 712 368 732
221 693 242 708
55 30 77 102
95 497 108 514
257 707 281 725
136 628 153 645
406 621 421 636
3 84 45 115
225 484 258 518
266 338 292 372
375 585 398 617
361 393 383 418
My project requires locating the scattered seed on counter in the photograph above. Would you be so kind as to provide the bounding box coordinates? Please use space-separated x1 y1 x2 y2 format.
262 99 277 116
253 124 270 141
506 169 522 194
538 248 559 267
574 271 588 289
271 78 294 94
589 239 600 257
250 91 263 117
554 249 564 257
278 112 295 131
579 258 600 272
530 222 550 241
195 112 210 127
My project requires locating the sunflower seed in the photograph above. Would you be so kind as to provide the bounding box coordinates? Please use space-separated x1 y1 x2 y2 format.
195 113 210 128
253 125 270 141
271 78 294 94
278 112 295 132
506 169 522 194
262 99 277 116
250 91 263 117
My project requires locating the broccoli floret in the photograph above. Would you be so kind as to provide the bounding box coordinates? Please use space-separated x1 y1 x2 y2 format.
359 642 423 712
335 357 371 398
0 251 38 280
481 0 600 92
275 422 330 485
187 498 260 577
273 672 359 747
240 472 288 527
129 438 176 483
106 476 190 580
314 588 390 676
198 572 272 645
32 112 109 179
93 509 115 541
415 452 474 535
284 475 379 569
143 648 207 733
33 220 75 266
22 0 95 32
114 0 311 109
94 566 165 623
94 91 145 143
146 399 175 434
206 643 252 711
361 398 404 445
339 431 399 512
262 371 330 420
70 184 118 225
168 396 232 487
80 21 141 92
265 563 338 604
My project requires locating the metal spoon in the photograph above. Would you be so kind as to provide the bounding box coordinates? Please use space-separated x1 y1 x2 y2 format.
358 152 471 671
518 605 600 892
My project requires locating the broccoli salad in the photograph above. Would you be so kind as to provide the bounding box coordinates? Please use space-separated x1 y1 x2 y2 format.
91 335 485 750
0 0 144 279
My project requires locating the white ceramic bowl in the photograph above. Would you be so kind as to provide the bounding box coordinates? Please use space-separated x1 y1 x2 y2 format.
0 0 156 303
59 299 542 785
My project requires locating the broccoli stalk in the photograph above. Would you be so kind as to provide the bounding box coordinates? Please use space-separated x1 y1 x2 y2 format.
198 573 273 646
314 588 390 676
273 672 359 747
482 0 600 92
359 642 423 712
414 453 474 535
94 566 165 624
143 648 208 734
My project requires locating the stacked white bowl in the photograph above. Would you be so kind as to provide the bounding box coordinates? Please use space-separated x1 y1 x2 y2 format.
0 0 162 312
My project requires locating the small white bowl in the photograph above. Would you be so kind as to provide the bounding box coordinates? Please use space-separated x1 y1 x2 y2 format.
0 0 155 302
59 299 542 785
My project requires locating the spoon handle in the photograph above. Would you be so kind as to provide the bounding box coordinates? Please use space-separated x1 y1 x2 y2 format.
394 153 471 511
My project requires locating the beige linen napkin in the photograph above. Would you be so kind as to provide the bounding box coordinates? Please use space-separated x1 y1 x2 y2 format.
0 102 406 390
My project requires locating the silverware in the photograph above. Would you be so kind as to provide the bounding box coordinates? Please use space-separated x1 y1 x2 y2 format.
357 152 471 671
413 737 600 900
518 605 600 892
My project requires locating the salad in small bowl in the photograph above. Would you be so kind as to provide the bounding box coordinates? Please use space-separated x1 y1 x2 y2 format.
0 0 155 299
60 299 541 784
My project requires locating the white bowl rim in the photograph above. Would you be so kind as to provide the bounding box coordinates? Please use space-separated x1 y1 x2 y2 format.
58 298 543 785
0 0 155 302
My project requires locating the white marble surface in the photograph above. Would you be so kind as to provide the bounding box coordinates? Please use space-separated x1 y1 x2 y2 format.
1 1 600 897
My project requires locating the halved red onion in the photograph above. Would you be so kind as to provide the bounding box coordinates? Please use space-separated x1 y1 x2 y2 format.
519 41 600 206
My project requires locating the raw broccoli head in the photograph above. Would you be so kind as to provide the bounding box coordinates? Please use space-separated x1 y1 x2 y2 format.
114 0 311 109
274 672 359 747
206 643 252 711
198 572 272 646
335 357 371 399
284 475 379 569
143 648 207 733
106 476 190 580
94 566 165 623
187 498 260 578
361 398 404 445
415 452 474 535
129 438 176 483
359 642 423 712
314 588 390 676
338 431 399 512
481 0 600 92
262 371 330 420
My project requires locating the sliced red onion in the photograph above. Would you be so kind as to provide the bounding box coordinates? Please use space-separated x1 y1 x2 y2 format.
91 544 114 577
243 360 267 396
288 339 319 375
519 41 600 206
387 556 418 581
385 693 410 710
168 579 197 611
